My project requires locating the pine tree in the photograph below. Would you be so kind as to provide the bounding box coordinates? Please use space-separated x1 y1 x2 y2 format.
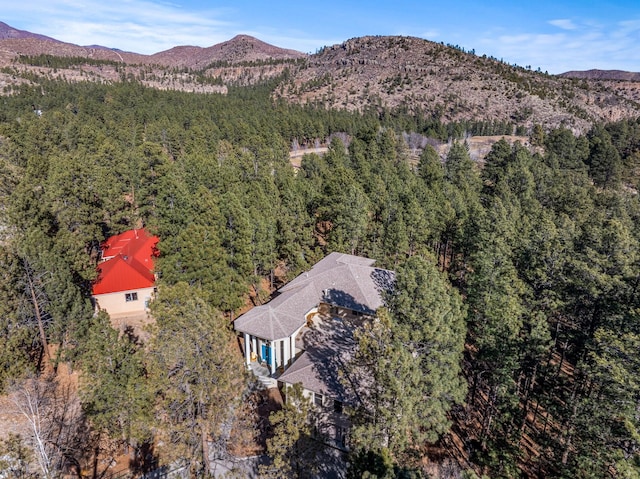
345 309 424 457
260 383 320 479
77 312 153 458
387 256 468 442
146 283 247 476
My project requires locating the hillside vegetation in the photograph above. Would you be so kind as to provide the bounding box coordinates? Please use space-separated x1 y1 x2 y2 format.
1 23 640 479
1 29 639 133
0 76 639 477
276 36 639 133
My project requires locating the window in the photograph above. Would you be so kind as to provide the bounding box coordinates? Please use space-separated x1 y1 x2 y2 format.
333 400 343 414
125 292 138 302
337 427 347 448
314 393 324 407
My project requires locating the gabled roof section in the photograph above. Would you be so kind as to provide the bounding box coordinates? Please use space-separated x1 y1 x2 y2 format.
281 252 394 314
100 229 157 262
92 228 158 295
234 252 394 341
278 315 358 404
234 282 319 339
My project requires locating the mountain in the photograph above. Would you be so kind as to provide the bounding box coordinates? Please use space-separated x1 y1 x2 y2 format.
149 34 306 69
274 36 640 132
0 21 147 64
0 21 57 41
560 69 640 82
1 22 639 132
0 23 304 68
0 25 304 94
558 69 640 106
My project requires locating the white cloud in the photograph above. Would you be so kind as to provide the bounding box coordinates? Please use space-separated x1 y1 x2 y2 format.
613 19 640 40
419 30 440 41
3 0 236 54
549 19 578 30
476 18 640 73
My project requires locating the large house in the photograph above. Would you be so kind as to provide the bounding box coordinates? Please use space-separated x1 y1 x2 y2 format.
233 252 394 448
91 228 159 317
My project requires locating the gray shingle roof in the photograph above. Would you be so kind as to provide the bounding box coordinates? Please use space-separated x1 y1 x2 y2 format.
233 252 394 341
277 315 358 404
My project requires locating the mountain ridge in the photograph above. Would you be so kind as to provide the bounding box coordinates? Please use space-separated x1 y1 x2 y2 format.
0 22 306 66
1 21 639 133
0 21 58 42
3 21 638 78
149 34 307 68
560 69 640 82
275 35 640 132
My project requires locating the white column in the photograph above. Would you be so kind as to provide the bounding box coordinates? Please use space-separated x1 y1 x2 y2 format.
252 336 257 361
270 342 276 375
284 336 290 368
244 333 250 365
274 339 279 369
291 335 296 360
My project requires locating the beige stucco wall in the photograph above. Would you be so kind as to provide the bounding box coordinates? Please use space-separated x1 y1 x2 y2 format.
93 287 155 316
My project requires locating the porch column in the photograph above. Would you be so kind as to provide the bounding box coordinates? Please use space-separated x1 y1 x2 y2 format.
243 333 250 365
270 342 276 374
290 335 296 361
284 336 290 368
252 336 257 361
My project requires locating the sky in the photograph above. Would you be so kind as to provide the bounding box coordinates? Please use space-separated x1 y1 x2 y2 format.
1 0 639 74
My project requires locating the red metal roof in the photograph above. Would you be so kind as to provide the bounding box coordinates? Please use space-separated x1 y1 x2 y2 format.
92 229 159 295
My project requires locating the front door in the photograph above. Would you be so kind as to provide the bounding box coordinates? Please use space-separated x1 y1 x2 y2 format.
261 343 271 365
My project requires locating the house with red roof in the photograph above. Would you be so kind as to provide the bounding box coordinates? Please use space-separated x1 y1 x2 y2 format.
91 228 159 317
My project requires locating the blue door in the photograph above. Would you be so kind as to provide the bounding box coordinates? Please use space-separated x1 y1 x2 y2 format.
261 344 271 365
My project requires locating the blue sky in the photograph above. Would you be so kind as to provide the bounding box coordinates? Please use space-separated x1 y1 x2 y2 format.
2 0 639 73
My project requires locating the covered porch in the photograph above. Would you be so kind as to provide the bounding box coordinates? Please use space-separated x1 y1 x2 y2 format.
240 308 318 378
240 328 303 376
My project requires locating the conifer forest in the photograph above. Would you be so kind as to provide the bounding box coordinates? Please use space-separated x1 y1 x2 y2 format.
1 76 640 478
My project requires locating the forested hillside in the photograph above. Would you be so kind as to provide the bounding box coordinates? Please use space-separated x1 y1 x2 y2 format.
0 76 640 478
2 28 640 134
277 36 640 133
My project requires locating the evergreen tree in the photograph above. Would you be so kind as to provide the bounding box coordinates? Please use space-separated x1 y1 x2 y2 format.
345 309 424 457
147 283 247 476
387 256 468 442
260 383 320 479
586 125 623 188
417 144 443 186
77 312 153 458
441 141 483 272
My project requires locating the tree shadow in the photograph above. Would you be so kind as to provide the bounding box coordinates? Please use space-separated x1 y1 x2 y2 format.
129 441 159 476
307 268 395 406
371 267 396 298
322 288 375 316
321 267 396 316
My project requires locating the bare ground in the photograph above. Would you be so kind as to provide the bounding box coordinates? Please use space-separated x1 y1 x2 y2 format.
0 395 30 441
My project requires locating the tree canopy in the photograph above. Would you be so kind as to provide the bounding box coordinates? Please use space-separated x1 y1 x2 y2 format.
0 76 639 477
